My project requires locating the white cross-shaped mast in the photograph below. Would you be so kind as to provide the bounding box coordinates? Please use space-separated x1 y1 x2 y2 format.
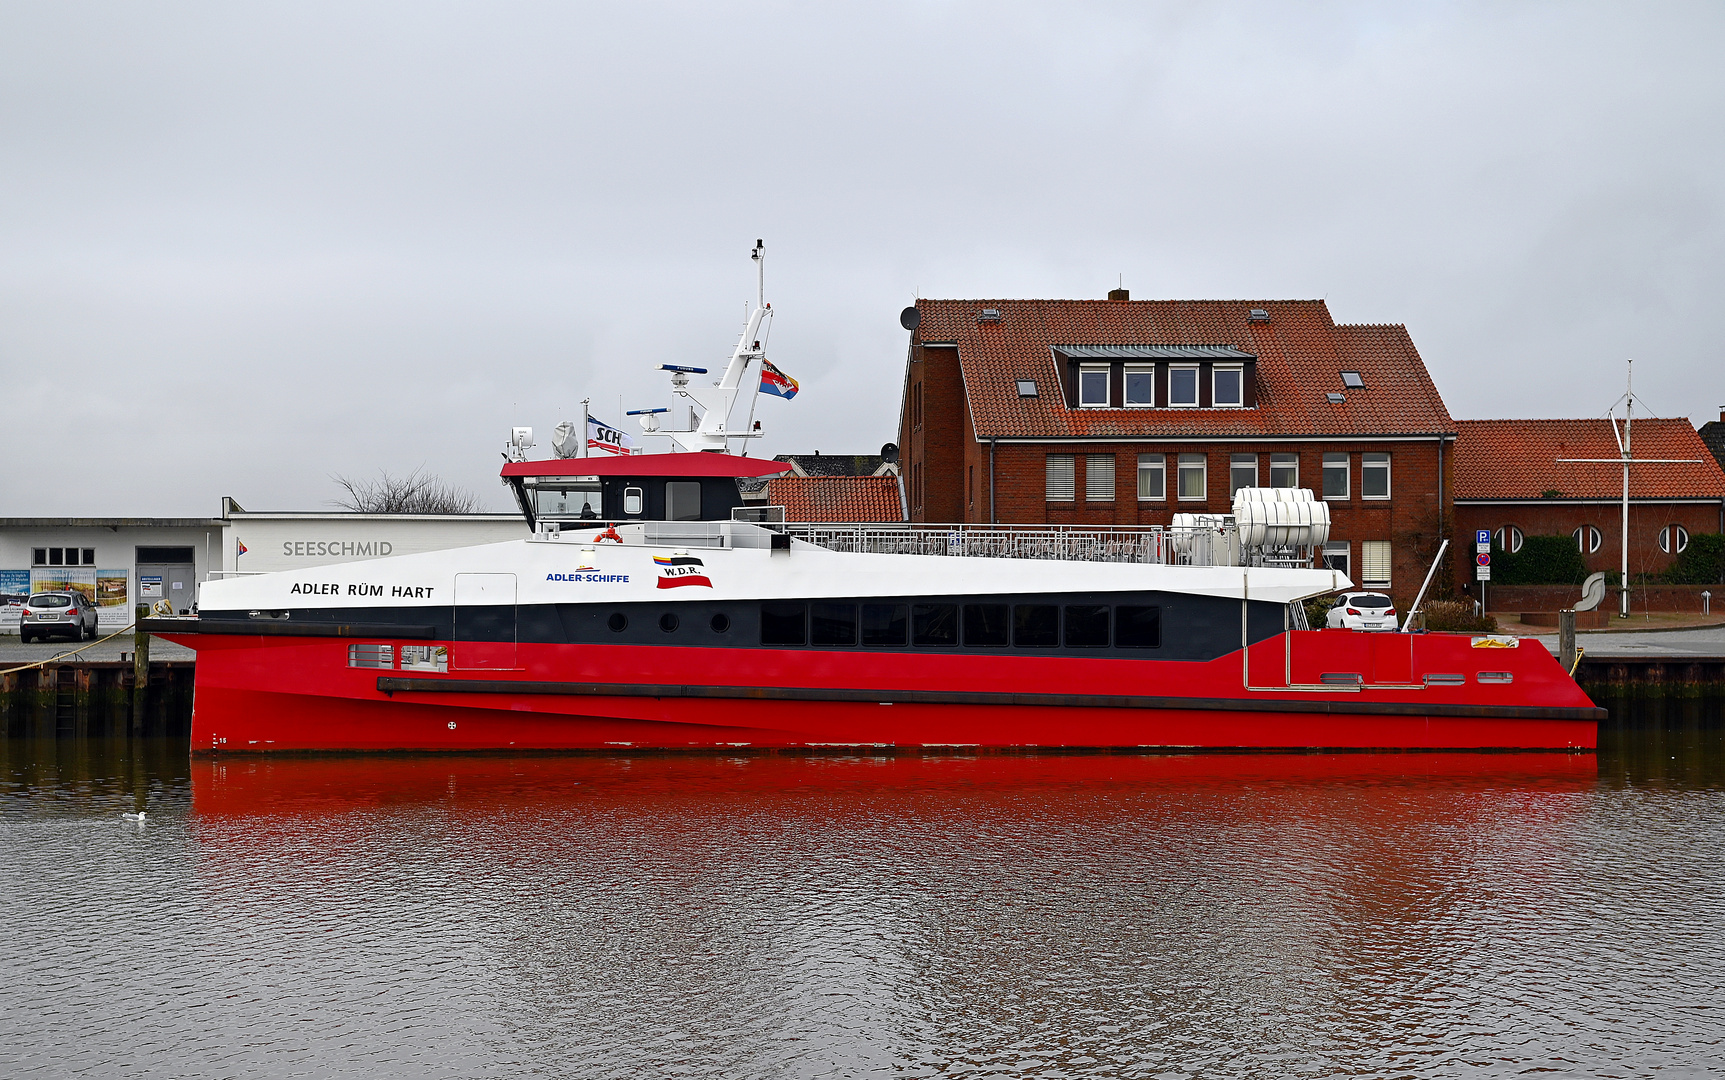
1555 359 1702 618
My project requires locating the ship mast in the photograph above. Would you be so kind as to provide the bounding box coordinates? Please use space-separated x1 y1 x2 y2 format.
654 240 773 454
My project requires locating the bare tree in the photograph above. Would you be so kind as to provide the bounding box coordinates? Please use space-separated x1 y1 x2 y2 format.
331 467 479 514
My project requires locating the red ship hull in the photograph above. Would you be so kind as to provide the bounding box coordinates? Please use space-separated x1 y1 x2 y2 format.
166 629 1602 753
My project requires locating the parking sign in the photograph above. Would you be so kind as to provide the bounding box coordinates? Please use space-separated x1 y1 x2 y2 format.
1475 529 1491 545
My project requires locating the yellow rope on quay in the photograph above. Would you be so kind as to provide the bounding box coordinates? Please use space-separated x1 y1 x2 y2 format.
1569 647 1586 677
0 622 141 676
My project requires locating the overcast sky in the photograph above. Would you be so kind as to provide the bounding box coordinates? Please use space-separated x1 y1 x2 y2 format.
4 1 1722 516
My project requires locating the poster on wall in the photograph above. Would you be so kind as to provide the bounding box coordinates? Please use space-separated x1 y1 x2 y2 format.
0 570 29 632
96 570 130 629
31 567 96 603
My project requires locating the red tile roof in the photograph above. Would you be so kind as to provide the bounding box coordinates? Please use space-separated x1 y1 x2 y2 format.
915 299 1454 439
1453 419 1725 500
768 475 904 522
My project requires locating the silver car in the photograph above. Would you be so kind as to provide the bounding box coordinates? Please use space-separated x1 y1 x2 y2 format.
1325 591 1399 632
20 591 100 643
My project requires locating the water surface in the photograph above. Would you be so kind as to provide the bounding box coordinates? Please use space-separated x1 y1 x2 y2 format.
3 728 1722 1078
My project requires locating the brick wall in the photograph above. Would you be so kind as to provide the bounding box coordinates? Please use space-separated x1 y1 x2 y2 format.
1452 500 1725 596
900 343 967 522
1481 583 1723 614
967 440 1453 602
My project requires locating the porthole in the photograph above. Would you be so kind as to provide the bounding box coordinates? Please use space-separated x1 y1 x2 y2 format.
710 612 731 634
607 612 628 633
659 612 680 633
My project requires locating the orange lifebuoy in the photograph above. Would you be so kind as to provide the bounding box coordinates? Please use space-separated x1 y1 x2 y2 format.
594 526 623 544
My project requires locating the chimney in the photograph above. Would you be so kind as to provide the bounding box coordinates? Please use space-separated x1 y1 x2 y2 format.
1107 288 1129 301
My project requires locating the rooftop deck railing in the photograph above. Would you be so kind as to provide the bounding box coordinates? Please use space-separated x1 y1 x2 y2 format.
781 521 1246 566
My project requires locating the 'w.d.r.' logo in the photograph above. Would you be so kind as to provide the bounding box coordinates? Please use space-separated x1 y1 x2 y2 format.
653 553 712 589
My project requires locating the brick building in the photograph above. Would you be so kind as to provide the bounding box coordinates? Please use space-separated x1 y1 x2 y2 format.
898 295 1456 596
1451 418 1725 587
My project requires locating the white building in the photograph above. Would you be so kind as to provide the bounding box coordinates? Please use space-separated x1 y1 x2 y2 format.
1 500 529 633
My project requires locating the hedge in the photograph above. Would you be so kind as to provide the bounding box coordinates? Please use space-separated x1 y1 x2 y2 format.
1493 534 1587 586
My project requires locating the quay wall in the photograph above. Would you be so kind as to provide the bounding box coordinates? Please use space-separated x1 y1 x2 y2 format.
0 661 192 738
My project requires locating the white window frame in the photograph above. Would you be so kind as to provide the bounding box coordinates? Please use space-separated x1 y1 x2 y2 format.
1168 364 1200 408
1212 364 1244 408
1495 525 1524 554
1660 524 1689 554
1085 454 1115 502
1077 365 1111 408
1574 525 1601 554
1322 452 1349 499
1123 364 1155 408
1176 453 1207 501
1322 541 1350 578
1361 540 1392 588
1361 452 1391 499
1229 453 1257 493
1045 454 1076 502
1270 452 1299 489
1137 454 1166 501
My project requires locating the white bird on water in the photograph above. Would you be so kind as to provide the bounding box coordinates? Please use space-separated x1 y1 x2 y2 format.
122 810 146 821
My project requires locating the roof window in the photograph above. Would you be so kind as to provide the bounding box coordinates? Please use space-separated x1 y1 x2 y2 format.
1327 392 1345 404
1340 370 1365 389
978 308 1001 323
1248 309 1269 323
1016 379 1038 397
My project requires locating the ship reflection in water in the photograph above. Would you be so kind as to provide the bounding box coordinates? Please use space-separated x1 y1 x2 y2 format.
3 737 1723 1078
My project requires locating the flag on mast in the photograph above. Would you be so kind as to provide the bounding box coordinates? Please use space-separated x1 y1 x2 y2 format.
759 359 799 400
587 415 639 456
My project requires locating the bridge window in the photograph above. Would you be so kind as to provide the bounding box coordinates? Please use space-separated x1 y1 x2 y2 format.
1064 605 1109 649
761 602 806 646
666 482 701 521
622 486 644 517
912 603 958 646
861 603 907 646
811 602 857 646
963 604 1010 647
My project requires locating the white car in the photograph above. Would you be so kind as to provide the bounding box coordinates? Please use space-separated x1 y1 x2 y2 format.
1325 591 1399 632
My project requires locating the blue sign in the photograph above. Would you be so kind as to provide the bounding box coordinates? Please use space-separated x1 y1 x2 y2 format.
1476 530 1491 545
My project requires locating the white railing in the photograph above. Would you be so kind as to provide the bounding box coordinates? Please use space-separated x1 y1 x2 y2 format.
781 522 1246 566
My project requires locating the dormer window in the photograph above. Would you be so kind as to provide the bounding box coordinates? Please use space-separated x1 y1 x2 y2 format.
1168 365 1199 408
1213 365 1243 408
1078 365 1110 408
1124 365 1154 407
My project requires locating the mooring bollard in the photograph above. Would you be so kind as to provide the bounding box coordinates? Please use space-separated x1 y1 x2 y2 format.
1558 609 1577 675
132 603 150 733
